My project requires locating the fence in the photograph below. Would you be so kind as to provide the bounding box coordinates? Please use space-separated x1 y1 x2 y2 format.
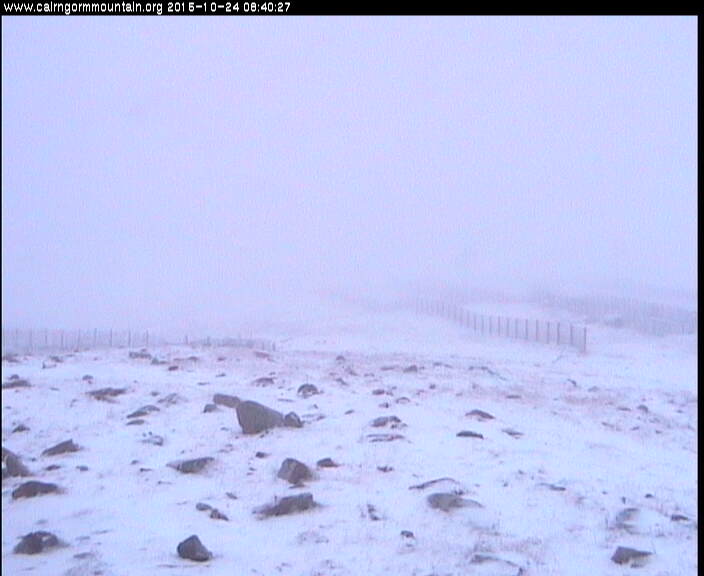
1 328 276 356
415 298 588 353
531 291 697 337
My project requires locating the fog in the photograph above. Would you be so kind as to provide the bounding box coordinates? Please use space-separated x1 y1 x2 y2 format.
1 17 697 333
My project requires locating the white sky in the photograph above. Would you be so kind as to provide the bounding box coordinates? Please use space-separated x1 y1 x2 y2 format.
1 16 697 331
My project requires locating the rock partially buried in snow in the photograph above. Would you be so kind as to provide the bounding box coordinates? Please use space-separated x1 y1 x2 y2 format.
466 409 495 421
277 458 312 484
316 457 339 468
297 384 320 398
12 481 61 499
2 447 32 477
87 387 127 402
427 492 482 511
13 531 61 555
370 415 403 428
177 535 212 562
611 546 652 566
126 405 160 418
42 439 81 456
469 554 525 576
203 403 218 413
255 493 316 517
236 400 285 434
284 412 303 428
213 393 240 408
168 457 214 474
457 430 484 439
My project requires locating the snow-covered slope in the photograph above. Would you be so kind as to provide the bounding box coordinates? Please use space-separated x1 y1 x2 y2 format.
1 305 697 575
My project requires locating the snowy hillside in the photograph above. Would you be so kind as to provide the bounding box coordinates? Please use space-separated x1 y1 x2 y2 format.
2 305 697 575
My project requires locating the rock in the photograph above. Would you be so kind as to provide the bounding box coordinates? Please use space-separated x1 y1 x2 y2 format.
236 400 285 434
255 451 269 458
177 535 212 562
370 415 403 428
256 493 316 517
87 387 127 401
277 458 312 484
284 412 303 428
366 433 405 442
12 481 60 499
127 405 160 418
316 458 339 468
3 449 31 478
2 378 31 389
252 376 275 386
167 365 179 371
196 502 212 511
427 492 482 511
158 392 187 405
457 430 484 439
82 374 93 381
612 507 639 532
466 409 495 421
141 433 164 446
12 424 29 433
469 554 524 576
409 477 465 492
213 393 240 408
203 403 218 413
42 439 81 456
401 530 415 539
403 364 418 373
611 546 652 566
502 428 523 438
297 384 320 398
126 419 145 426
13 531 61 555
210 508 229 521
168 457 214 474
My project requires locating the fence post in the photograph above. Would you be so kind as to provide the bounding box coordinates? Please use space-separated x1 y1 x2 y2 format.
44 329 48 348
109 329 113 347
93 329 97 347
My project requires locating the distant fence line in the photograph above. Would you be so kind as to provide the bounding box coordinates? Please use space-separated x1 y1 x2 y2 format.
415 298 588 353
532 291 697 337
1 328 276 355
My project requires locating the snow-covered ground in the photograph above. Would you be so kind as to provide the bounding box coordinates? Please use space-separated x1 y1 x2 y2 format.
2 303 697 575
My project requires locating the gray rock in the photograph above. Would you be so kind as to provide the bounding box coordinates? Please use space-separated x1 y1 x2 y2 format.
284 412 303 428
12 424 30 433
252 376 275 386
141 433 164 446
13 531 60 555
236 400 285 434
457 430 484 439
127 405 160 418
465 409 495 420
316 458 339 468
209 508 229 521
168 457 214 474
256 492 316 517
2 378 31 389
611 546 652 566
277 458 312 484
427 492 482 511
470 554 524 576
366 433 405 442
42 439 81 456
203 403 218 413
158 392 187 405
87 387 127 401
195 502 212 511
129 350 152 360
126 419 145 426
2 447 31 477
371 415 403 428
213 393 240 408
297 384 320 398
12 481 60 499
177 535 212 562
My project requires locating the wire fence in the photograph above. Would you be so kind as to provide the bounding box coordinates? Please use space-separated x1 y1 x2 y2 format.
415 298 588 353
531 291 697 337
1 328 276 356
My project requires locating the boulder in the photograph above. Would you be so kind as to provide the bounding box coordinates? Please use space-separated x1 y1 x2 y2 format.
42 439 81 456
427 492 482 511
284 412 303 428
611 546 652 566
168 457 214 474
177 535 212 562
213 393 240 408
457 430 484 439
297 384 320 398
256 493 316 517
277 458 312 484
2 447 31 477
236 401 284 434
12 481 60 499
126 405 160 418
13 531 61 555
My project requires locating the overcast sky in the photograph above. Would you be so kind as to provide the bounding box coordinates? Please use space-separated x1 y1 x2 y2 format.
1 16 697 331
